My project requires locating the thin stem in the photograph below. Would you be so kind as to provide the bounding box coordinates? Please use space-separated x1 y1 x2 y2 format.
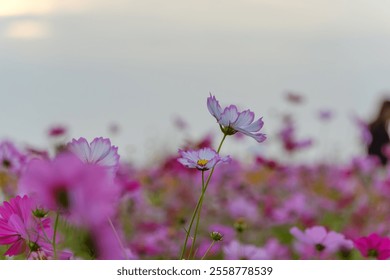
179 182 206 259
179 133 228 259
188 171 205 258
201 241 215 260
37 218 51 244
52 211 60 260
216 134 227 154
107 217 129 260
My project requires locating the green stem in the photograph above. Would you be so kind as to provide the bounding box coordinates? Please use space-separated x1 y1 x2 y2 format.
188 171 205 258
52 211 60 260
179 134 227 259
201 241 215 260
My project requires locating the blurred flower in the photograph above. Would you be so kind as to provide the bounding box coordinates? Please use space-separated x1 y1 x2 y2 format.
227 196 259 223
278 119 312 153
178 147 231 171
67 137 120 176
19 153 120 227
318 110 333 121
48 125 67 137
290 226 353 258
223 240 268 260
354 233 390 260
263 238 290 259
173 116 188 131
0 141 25 175
352 115 372 145
207 94 266 143
285 92 304 104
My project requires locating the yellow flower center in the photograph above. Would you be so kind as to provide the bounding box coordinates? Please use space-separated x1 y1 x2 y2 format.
197 159 209 167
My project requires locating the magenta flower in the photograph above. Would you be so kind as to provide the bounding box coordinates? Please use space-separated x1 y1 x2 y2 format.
354 233 390 260
177 147 231 171
290 226 353 257
67 137 120 176
48 125 67 137
278 120 312 153
0 141 25 175
207 94 266 143
0 195 53 257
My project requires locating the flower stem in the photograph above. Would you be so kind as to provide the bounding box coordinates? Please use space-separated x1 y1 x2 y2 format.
179 134 227 259
52 211 60 260
201 241 215 260
188 171 205 258
107 217 129 260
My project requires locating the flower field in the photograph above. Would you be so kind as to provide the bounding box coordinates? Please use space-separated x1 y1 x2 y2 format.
0 95 389 260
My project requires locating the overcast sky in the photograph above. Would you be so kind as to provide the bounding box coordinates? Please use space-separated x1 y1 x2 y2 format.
1 0 390 165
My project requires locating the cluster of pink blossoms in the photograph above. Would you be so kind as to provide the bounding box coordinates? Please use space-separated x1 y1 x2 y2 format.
0 95 390 260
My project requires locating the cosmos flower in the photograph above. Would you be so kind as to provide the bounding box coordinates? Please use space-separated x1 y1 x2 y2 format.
47 125 67 137
278 120 312 153
354 233 390 260
0 195 53 257
207 94 266 143
19 153 120 227
177 147 231 171
223 240 269 260
0 141 25 175
290 226 353 258
67 137 120 176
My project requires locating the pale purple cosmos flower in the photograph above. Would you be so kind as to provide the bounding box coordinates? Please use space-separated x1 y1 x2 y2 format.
290 226 353 258
223 240 269 260
19 153 120 228
67 137 120 176
207 94 266 143
178 147 231 171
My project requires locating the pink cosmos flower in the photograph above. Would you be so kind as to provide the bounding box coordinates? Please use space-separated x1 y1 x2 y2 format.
19 153 120 228
0 195 53 257
177 147 231 171
207 94 266 143
0 141 25 175
290 226 353 258
354 233 390 260
48 125 67 137
223 240 269 260
278 120 312 153
67 137 120 176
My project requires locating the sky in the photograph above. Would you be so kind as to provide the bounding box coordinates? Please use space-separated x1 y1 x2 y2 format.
1 0 390 165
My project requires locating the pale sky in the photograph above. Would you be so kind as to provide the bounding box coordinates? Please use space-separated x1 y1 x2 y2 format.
1 1 390 165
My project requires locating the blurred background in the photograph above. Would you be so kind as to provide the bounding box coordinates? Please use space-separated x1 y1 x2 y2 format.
1 0 390 165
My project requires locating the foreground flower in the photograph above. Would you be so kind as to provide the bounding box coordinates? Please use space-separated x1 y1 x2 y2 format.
290 226 353 258
67 137 120 176
177 148 231 171
0 195 53 257
354 233 390 260
207 94 266 143
19 153 120 227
